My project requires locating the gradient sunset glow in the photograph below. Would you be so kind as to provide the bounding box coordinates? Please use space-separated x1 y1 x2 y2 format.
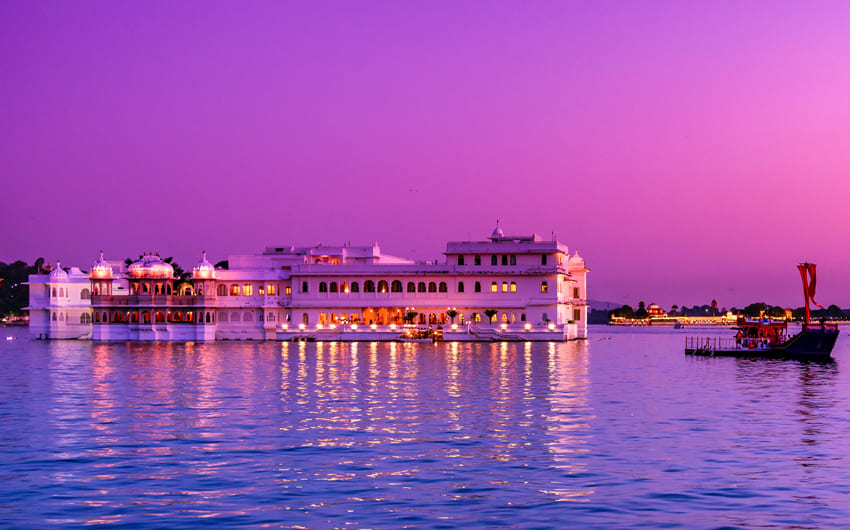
3 1 849 308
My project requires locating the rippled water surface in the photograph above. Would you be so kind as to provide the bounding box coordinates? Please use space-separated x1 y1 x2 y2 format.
2 325 850 528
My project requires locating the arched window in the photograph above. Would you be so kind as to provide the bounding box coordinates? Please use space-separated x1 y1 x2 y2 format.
364 280 375 293
302 313 309 325
541 254 548 265
351 282 360 293
319 313 327 325
458 281 465 293
501 255 508 266
131 312 139 323
491 281 498 293
330 282 338 293
541 281 548 293
502 313 509 322
474 281 481 293
267 284 276 295
206 313 212 323
230 284 240 296
417 282 426 293
80 289 90 300
501 281 508 292
428 282 437 293
491 255 498 266
510 282 517 292
378 280 388 293
331 258 341 265
319 282 328 293
473 312 481 322
510 255 516 265
521 313 526 322
51 312 57 321
341 282 348 293
166 284 172 295
302 281 309 293
439 282 447 293
407 282 415 292
80 314 85 324
217 284 227 296
243 284 253 296
143 311 151 323
474 255 481 266
458 256 465 266
142 283 149 294
391 280 402 293
51 288 57 297
156 312 165 323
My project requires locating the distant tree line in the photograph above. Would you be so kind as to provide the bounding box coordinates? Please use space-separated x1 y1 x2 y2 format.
604 300 849 322
0 258 44 317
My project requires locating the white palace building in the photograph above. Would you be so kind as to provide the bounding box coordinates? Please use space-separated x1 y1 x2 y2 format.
26 224 588 342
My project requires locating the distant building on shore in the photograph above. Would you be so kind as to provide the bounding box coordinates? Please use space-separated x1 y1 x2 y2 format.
27 224 589 342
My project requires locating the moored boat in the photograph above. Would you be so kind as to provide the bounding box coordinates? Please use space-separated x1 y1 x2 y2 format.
685 263 839 360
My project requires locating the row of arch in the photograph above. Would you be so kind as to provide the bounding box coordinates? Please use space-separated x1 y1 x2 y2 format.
51 287 90 299
458 254 519 266
303 310 530 326
308 280 536 294
94 310 215 324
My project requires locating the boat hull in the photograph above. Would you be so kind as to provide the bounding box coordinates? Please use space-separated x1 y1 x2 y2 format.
686 329 838 360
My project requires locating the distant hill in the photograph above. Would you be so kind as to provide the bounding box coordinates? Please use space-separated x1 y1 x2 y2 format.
588 300 621 311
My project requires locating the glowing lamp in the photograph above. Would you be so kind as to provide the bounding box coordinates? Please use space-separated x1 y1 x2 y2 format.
548 323 556 331
317 324 323 329
524 323 532 330
329 324 336 329
451 323 458 330
500 323 507 330
298 323 305 330
282 323 289 330
351 324 358 330
390 324 396 330
370 324 377 330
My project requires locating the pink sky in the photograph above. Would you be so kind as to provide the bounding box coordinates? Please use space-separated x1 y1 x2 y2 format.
2 1 850 309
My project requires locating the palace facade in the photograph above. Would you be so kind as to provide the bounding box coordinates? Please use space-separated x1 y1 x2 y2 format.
27 225 589 342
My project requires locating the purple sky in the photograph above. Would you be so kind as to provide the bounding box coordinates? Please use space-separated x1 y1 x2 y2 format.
3 1 850 309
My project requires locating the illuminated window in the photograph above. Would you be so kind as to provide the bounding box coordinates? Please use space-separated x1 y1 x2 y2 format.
285 286 292 295
474 281 481 293
474 255 481 266
217 284 227 296
491 281 497 293
391 280 402 293
351 282 360 293
501 255 508 266
230 284 240 296
510 282 517 292
341 282 348 293
541 254 548 265
407 282 415 292
491 255 498 266
501 281 508 292
364 280 375 293
378 280 388 293
330 282 338 293
428 282 437 293
331 258 340 265
458 281 465 293
439 282 447 293
458 256 465 266
510 255 516 265
301 281 308 293
267 284 276 295
243 284 253 296
418 282 426 293
541 281 548 293
502 313 508 322
258 286 265 295
473 313 481 322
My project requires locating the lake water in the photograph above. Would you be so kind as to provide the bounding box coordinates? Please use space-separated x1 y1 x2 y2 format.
1 325 849 528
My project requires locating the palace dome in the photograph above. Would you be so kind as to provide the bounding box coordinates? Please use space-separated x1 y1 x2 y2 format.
568 250 585 268
192 251 216 279
48 261 69 281
491 221 504 239
128 254 174 279
90 251 113 279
